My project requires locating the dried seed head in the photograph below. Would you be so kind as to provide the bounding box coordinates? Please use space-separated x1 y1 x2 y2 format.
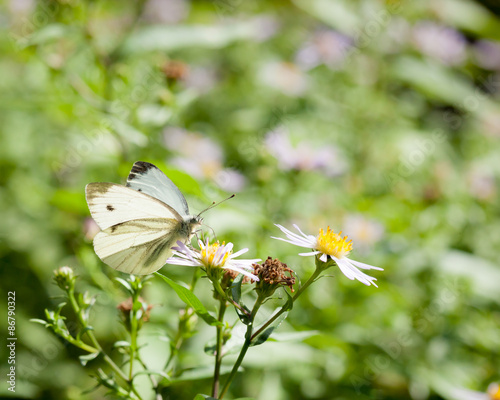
162 60 189 81
253 257 295 298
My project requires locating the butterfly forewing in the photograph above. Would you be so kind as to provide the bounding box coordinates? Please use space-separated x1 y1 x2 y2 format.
126 161 190 216
85 182 182 230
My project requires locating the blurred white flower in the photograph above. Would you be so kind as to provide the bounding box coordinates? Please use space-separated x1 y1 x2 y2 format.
295 30 352 70
272 224 383 287
184 65 219 93
83 218 100 241
343 214 384 254
163 127 247 191
8 0 34 15
265 127 346 176
259 61 308 96
412 21 467 66
473 40 500 70
480 111 500 138
166 240 259 281
447 383 500 400
466 166 496 201
143 0 190 24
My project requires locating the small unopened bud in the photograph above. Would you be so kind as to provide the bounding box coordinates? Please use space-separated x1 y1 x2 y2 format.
253 257 295 298
53 266 76 290
117 297 153 331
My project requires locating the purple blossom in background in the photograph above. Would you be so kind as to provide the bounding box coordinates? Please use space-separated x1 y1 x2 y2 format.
265 127 347 176
295 30 353 70
259 61 308 96
163 127 247 192
473 40 500 70
184 65 219 93
343 214 384 255
412 21 467 66
143 0 190 24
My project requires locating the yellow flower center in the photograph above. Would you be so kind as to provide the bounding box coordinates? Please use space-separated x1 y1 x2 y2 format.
200 241 231 267
316 227 353 259
489 384 500 400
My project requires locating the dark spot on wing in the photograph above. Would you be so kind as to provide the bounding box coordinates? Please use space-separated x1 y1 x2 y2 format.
127 161 158 183
106 204 115 211
111 225 118 233
138 188 142 192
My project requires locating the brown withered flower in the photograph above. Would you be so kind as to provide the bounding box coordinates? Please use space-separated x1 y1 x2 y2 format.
253 257 296 298
162 60 189 81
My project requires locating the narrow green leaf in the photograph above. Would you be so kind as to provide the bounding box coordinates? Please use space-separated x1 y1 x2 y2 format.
30 318 48 325
251 311 290 347
231 274 244 304
155 272 222 326
194 395 217 400
79 352 99 366
114 278 132 293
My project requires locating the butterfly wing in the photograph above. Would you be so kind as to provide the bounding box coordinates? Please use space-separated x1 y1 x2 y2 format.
86 183 192 274
85 182 183 230
126 161 190 216
93 218 187 275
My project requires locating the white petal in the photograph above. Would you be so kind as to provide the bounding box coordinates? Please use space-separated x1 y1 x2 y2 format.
224 264 259 281
292 224 317 242
271 235 315 248
275 224 315 244
319 253 328 262
346 258 383 271
230 248 249 258
298 251 321 256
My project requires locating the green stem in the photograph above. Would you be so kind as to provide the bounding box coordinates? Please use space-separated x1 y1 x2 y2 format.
219 297 264 399
213 279 251 318
212 299 227 398
67 287 143 400
164 269 201 373
129 295 139 381
250 267 322 342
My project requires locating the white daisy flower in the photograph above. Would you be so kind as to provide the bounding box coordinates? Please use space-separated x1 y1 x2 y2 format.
272 224 383 287
166 240 260 281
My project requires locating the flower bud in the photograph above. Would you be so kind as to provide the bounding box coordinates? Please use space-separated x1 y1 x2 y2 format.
53 266 76 291
117 297 153 331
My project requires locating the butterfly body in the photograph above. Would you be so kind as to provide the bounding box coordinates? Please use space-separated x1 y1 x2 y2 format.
86 162 202 275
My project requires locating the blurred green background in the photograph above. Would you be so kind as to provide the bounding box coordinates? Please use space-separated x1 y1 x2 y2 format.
1 0 499 399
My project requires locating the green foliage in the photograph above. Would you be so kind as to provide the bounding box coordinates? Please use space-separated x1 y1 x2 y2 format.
1 0 500 399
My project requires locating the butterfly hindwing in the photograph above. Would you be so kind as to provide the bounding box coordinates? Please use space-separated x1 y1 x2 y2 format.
85 182 182 231
93 218 185 275
127 161 190 216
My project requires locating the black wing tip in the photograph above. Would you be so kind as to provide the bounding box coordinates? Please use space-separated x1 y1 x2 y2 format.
128 161 160 182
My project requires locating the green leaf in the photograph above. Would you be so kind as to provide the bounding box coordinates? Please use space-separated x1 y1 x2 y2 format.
231 274 244 304
113 341 131 348
231 275 251 325
194 395 217 400
115 278 133 294
155 272 222 326
122 21 264 54
251 311 290 347
30 318 48 325
79 352 99 366
267 330 320 342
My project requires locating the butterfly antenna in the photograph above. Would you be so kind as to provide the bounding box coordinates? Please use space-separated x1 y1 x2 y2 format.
197 194 235 217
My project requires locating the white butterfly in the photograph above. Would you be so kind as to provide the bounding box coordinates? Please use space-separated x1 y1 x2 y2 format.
85 161 202 275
